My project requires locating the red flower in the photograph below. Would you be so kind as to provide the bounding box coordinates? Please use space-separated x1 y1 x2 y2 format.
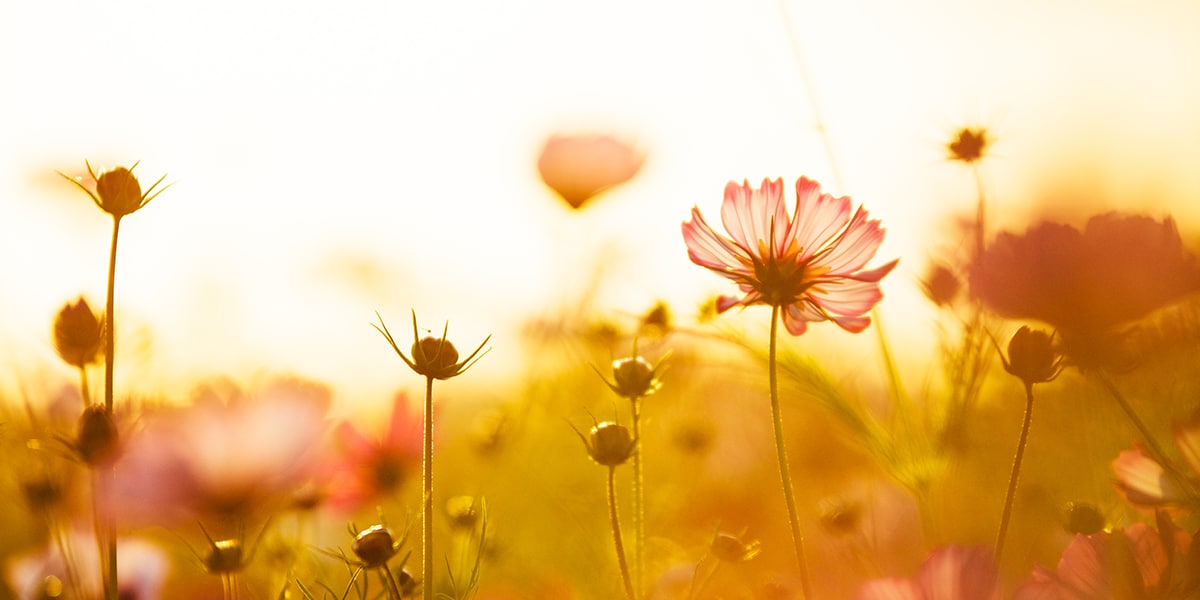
325 393 423 511
682 176 897 334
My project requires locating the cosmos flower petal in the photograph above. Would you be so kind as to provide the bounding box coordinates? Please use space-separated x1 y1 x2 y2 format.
849 259 900 283
682 207 753 276
809 280 885 317
1112 448 1176 506
917 546 1000 600
787 177 852 260
815 207 888 274
782 301 824 334
855 579 922 600
720 178 787 259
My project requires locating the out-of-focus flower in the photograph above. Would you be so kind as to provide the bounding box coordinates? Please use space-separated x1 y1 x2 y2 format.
52 297 103 368
445 495 480 531
59 160 170 219
919 263 961 307
75 404 120 467
5 530 169 600
947 127 990 164
709 531 761 563
998 326 1063 387
537 133 644 210
598 340 667 400
1113 409 1200 509
1062 501 1107 536
1014 516 1200 599
856 546 1001 600
969 213 1200 368
682 177 898 335
352 524 402 569
326 393 423 512
107 377 330 526
375 311 490 381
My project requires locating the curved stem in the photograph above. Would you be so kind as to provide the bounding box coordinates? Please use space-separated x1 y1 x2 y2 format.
383 565 404 600
102 215 120 600
630 395 644 598
608 467 636 600
423 376 434 600
768 305 812 598
995 382 1034 561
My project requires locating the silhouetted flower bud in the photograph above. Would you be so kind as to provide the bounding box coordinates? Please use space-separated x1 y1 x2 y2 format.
21 475 64 512
610 357 658 398
710 532 761 563
920 264 960 307
352 524 398 568
586 422 635 467
396 569 417 596
445 496 479 531
76 405 119 467
412 337 460 379
95 167 145 217
53 298 103 368
1064 501 1106 535
947 127 989 163
204 539 245 574
1001 327 1062 386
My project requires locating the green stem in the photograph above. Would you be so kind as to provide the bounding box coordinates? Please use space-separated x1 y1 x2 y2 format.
630 395 644 599
768 305 812 598
102 215 120 600
423 376 434 600
608 467 635 600
995 382 1034 562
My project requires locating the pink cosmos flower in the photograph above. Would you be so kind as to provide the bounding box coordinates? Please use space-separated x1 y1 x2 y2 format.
682 177 898 334
107 377 330 526
5 530 168 600
856 546 1001 600
1014 516 1200 599
325 392 424 512
1112 409 1200 509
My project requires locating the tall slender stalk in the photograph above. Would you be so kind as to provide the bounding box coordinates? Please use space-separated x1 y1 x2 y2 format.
608 466 636 600
422 376 434 600
101 215 121 600
768 305 811 598
629 395 644 598
995 382 1034 561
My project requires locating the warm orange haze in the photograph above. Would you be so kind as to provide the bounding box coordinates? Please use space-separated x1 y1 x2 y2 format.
2 1 1200 599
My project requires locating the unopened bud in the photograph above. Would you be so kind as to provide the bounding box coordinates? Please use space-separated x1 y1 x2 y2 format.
1064 501 1105 535
610 356 659 398
205 539 245 574
587 422 634 467
445 496 479 531
95 167 145 217
76 405 119 467
412 337 461 380
947 127 989 164
1003 327 1061 386
710 532 761 563
352 524 397 568
920 264 960 307
53 298 103 368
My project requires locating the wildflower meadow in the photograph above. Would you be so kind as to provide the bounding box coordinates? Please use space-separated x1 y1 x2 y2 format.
3 3 1200 600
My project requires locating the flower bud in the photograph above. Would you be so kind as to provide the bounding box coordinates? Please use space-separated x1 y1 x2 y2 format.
352 524 397 568
1064 501 1105 535
610 356 659 398
21 475 64 512
204 539 245 574
710 532 761 563
412 337 460 379
53 298 103 368
947 127 989 163
1002 327 1061 386
920 264 960 307
76 405 119 467
817 497 863 536
445 496 479 531
396 569 417 596
587 422 634 467
95 166 145 217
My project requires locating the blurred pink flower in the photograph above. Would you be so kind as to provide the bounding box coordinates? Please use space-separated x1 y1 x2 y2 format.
5 530 168 600
682 177 897 334
856 546 1001 600
325 392 423 511
1112 409 1200 509
107 377 330 526
537 133 644 209
1014 517 1200 599
969 213 1200 367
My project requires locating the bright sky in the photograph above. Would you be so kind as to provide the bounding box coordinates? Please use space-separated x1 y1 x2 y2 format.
3 1 1199 405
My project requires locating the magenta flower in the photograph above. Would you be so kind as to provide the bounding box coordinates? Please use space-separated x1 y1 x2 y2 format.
1014 517 1200 599
1112 409 1200 509
682 177 897 335
856 546 1001 600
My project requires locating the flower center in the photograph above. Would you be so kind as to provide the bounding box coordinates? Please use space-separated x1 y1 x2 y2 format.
753 256 815 306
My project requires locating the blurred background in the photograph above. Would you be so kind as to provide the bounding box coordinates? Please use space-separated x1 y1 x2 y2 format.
2 0 1199 406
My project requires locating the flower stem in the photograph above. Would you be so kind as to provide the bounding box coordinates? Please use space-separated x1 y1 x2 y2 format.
102 215 120 600
383 565 404 600
608 466 636 600
1097 373 1173 469
630 395 645 599
995 382 1034 562
423 376 434 600
79 366 90 407
972 163 987 259
768 305 812 598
